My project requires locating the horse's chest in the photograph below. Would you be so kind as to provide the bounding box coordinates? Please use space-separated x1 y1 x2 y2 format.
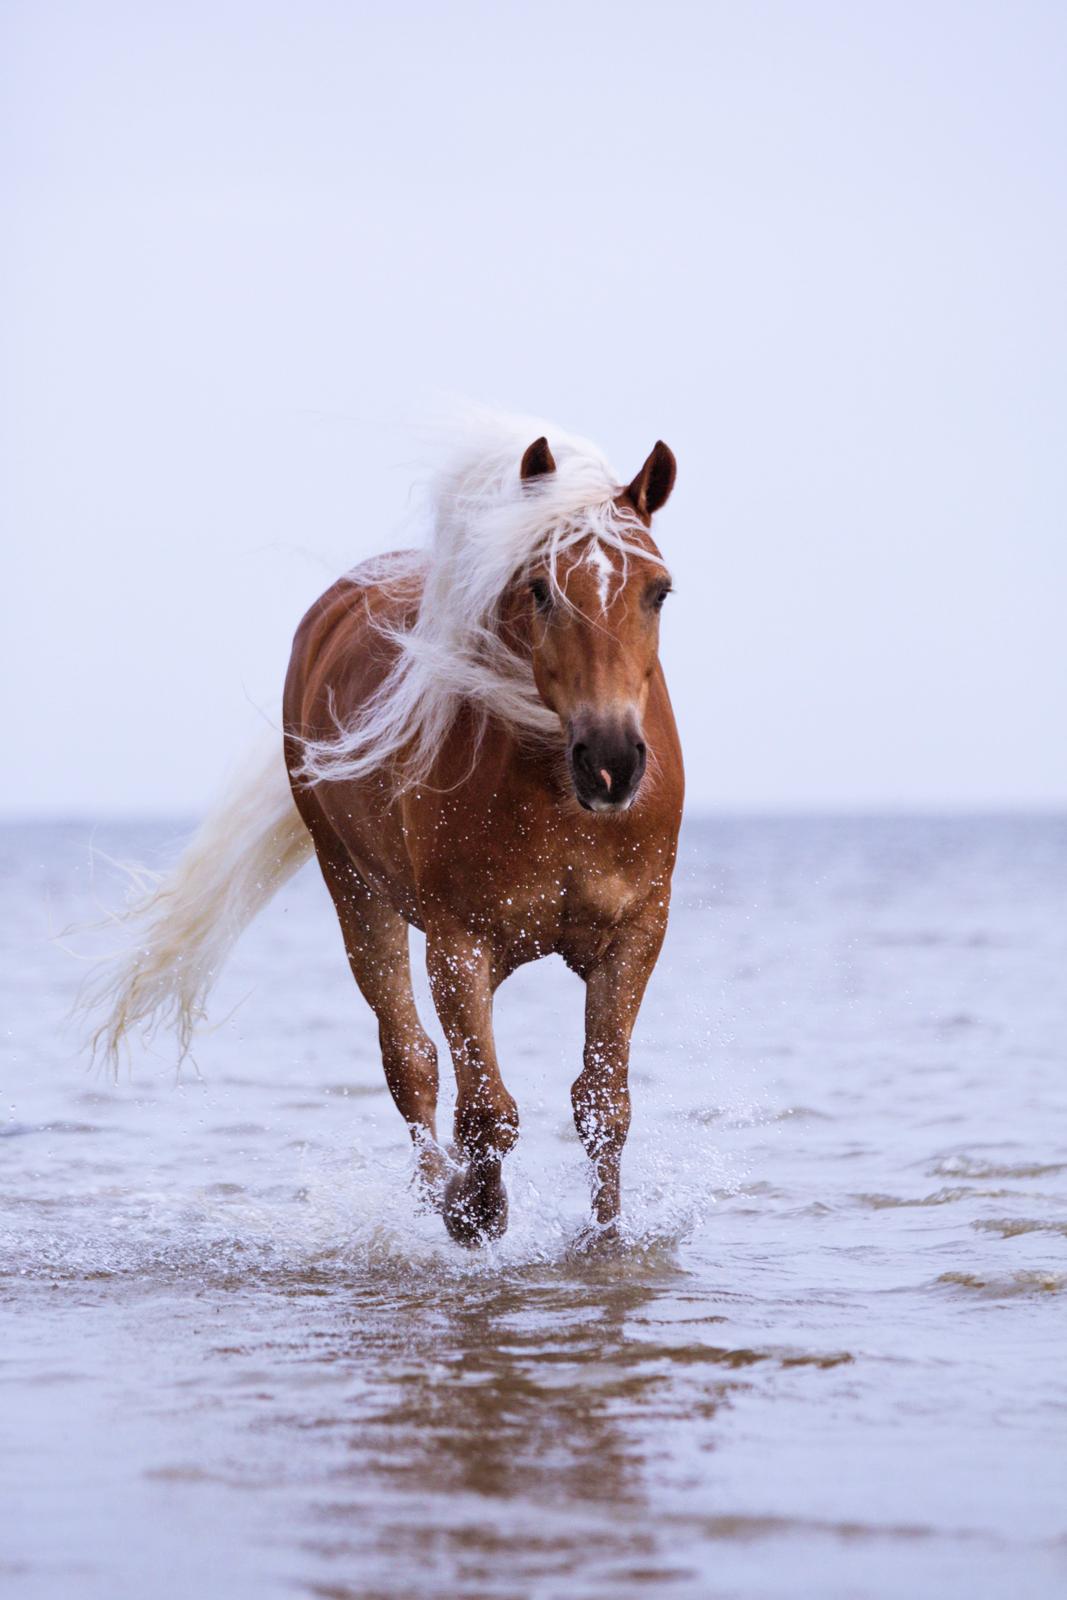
564 861 640 927
420 798 668 959
484 861 642 973
467 853 644 965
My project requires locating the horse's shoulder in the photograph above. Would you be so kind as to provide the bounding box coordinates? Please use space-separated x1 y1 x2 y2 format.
289 556 422 683
284 556 424 743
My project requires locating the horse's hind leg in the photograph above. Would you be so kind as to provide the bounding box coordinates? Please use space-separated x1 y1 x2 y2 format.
316 849 445 1198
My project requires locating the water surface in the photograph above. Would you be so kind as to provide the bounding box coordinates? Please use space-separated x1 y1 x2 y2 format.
2 817 1066 1597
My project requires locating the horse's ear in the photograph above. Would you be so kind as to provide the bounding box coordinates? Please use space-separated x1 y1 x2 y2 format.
520 436 556 482
627 441 676 517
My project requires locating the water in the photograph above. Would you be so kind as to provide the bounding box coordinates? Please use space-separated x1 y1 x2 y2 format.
2 817 1066 1599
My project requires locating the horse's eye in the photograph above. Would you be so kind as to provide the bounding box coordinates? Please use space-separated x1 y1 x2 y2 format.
530 578 552 613
649 583 672 613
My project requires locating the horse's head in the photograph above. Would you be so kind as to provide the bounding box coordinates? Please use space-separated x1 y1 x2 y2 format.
520 436 676 814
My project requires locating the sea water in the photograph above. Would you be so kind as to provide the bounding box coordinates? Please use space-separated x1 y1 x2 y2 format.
2 816 1065 1598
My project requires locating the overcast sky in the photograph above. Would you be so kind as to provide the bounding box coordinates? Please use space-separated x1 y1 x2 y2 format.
3 1 1065 816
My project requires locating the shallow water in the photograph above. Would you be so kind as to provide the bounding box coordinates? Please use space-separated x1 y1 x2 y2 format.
2 816 1066 1598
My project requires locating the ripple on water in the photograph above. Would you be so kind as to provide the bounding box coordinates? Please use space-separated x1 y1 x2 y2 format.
855 1188 1034 1210
930 1154 1067 1181
690 1104 831 1127
971 1217 1067 1239
935 1270 1067 1298
0 1120 103 1138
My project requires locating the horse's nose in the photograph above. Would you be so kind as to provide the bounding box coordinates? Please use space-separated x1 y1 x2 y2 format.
569 724 647 811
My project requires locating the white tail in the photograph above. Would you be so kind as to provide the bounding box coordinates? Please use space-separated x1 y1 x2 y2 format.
83 734 313 1069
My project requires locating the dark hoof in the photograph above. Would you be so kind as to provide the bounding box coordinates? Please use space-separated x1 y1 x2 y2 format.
443 1167 509 1246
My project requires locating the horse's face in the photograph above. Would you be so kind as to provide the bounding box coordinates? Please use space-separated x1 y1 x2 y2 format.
523 439 677 814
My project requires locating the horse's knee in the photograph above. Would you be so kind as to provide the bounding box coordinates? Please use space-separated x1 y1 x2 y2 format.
571 1062 631 1161
381 1032 439 1123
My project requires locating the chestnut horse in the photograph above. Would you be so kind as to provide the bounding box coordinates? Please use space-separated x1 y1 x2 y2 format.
89 413 683 1245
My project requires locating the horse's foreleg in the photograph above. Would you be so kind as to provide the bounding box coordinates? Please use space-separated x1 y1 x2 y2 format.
575 918 666 1230
425 925 517 1244
317 850 445 1199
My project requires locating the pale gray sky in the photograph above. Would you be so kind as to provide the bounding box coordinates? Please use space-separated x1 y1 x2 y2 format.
3 0 1065 816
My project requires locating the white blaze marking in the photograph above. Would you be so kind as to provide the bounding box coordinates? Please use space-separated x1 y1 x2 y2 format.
584 539 615 609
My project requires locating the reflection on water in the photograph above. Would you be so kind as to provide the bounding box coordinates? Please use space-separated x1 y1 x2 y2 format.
2 818 1067 1598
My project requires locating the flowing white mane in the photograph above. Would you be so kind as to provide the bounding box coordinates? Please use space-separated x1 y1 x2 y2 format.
297 407 662 790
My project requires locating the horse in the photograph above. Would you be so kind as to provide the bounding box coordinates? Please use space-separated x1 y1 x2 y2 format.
88 411 684 1245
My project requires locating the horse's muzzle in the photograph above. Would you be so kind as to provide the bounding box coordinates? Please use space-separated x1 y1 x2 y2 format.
568 717 647 813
